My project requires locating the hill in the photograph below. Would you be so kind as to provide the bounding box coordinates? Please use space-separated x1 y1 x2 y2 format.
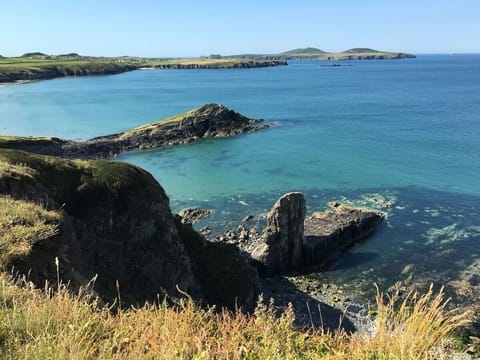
20 52 48 58
281 47 326 55
343 48 380 53
229 47 415 61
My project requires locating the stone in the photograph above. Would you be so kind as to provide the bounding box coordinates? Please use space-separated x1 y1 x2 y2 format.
178 207 212 224
250 192 306 276
243 214 254 222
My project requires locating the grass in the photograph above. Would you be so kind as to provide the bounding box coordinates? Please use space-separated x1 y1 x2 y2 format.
0 197 60 267
0 271 471 359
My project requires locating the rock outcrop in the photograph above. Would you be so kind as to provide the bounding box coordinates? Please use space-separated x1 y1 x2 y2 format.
0 104 268 159
221 194 385 276
178 207 212 224
0 148 259 309
250 193 306 276
303 203 385 269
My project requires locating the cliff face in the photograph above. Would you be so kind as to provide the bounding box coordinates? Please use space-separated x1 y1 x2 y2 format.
0 63 137 83
0 149 258 309
0 104 268 159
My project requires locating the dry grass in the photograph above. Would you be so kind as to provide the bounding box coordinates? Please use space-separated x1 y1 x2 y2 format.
0 271 471 359
0 197 60 266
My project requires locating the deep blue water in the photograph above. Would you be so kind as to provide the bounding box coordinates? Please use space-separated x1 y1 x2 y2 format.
1 55 479 300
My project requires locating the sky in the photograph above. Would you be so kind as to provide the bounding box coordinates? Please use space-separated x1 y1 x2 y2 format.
1 0 479 57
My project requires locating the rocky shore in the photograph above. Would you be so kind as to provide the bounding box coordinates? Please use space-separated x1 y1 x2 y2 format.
206 192 385 333
0 104 268 159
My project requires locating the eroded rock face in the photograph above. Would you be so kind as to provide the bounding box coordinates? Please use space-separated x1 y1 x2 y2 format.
250 192 306 276
0 149 258 309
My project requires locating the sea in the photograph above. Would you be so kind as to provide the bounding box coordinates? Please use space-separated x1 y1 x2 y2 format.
1 54 479 302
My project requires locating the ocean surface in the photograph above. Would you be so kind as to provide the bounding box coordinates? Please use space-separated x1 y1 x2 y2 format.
1 55 480 301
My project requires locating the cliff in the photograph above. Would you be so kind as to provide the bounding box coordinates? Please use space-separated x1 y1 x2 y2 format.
0 56 286 83
0 148 259 309
0 104 268 159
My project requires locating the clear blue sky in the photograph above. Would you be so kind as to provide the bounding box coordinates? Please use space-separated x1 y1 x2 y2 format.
1 0 479 57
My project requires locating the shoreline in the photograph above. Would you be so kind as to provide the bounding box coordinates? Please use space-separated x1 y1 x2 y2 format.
0 79 33 87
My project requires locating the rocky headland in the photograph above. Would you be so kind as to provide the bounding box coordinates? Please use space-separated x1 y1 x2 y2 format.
0 104 268 159
0 148 259 309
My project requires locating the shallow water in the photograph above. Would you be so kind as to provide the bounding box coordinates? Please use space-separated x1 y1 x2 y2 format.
1 55 479 302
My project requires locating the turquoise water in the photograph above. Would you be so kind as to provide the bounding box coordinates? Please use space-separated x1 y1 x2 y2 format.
1 55 480 300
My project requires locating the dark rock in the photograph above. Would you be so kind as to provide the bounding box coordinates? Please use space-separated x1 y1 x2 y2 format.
200 227 211 236
303 204 385 268
250 192 306 276
0 149 258 310
242 214 254 222
178 207 212 224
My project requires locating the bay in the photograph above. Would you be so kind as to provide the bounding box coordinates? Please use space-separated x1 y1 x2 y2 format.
1 54 479 300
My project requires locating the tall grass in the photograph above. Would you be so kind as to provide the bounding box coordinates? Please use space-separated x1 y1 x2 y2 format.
0 273 470 359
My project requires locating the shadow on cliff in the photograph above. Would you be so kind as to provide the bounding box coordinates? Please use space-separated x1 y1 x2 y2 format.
260 277 356 333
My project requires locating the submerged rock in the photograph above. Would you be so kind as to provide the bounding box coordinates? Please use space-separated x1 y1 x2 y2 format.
0 104 269 159
0 149 258 309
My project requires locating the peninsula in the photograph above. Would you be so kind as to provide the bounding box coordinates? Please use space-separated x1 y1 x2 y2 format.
0 104 268 159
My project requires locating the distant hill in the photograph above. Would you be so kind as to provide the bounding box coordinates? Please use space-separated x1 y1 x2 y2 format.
228 47 415 61
57 53 81 58
343 48 380 53
20 52 48 58
281 47 326 55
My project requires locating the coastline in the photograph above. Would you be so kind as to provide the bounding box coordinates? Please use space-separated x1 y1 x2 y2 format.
0 57 287 84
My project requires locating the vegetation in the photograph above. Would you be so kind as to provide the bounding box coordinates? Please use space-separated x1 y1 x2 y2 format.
343 48 380 53
0 197 60 267
281 47 327 55
0 271 470 359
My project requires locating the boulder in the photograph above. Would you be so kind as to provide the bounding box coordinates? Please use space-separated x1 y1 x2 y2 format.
250 192 305 276
0 149 258 309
